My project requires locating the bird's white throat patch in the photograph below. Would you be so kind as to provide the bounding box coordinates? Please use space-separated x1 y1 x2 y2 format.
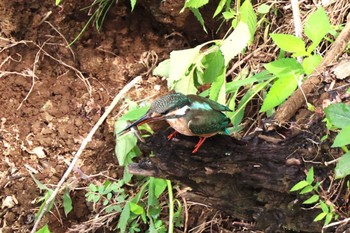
167 105 191 117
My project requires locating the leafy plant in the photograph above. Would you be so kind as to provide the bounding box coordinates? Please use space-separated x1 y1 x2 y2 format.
324 103 350 179
85 180 127 213
290 167 339 225
260 7 330 112
27 170 73 233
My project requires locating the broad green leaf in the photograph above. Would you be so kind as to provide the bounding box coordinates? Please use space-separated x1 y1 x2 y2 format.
154 178 167 198
63 190 73 216
290 180 309 192
314 212 327 222
209 74 225 103
130 0 137 11
213 0 228 18
130 202 145 215
335 152 350 179
270 34 307 55
174 72 197 94
202 49 225 83
153 59 170 78
332 125 350 147
226 70 273 93
117 202 130 233
324 103 350 128
260 74 298 112
319 200 329 213
240 0 257 44
303 194 319 204
264 58 304 78
220 22 250 65
305 8 330 46
223 11 235 20
36 224 51 233
325 213 333 225
300 185 314 194
189 8 207 33
119 106 150 122
182 0 209 11
167 46 201 89
257 3 271 14
306 167 314 184
302 55 322 76
116 133 137 166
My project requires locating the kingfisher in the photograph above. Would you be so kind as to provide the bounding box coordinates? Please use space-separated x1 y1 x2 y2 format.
119 93 232 153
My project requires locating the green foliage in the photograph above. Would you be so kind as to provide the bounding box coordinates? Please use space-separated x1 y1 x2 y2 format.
36 224 51 233
113 102 182 232
55 0 62 5
324 103 350 179
68 0 114 46
260 7 330 112
85 180 126 213
290 167 338 226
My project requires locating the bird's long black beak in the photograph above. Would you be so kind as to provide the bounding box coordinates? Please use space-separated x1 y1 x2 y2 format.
118 113 165 135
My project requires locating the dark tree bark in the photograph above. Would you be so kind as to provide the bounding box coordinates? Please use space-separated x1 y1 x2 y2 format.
128 123 340 232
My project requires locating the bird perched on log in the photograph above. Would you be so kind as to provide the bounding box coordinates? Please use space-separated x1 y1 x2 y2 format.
119 93 232 153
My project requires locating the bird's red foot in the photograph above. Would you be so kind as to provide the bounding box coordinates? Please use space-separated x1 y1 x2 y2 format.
192 137 207 153
167 131 177 141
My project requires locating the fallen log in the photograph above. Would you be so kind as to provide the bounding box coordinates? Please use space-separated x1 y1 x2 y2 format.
128 123 341 232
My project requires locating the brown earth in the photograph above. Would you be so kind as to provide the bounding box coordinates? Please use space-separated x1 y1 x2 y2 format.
0 0 239 232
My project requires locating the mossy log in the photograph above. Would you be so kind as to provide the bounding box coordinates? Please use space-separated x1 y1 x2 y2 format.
128 124 342 232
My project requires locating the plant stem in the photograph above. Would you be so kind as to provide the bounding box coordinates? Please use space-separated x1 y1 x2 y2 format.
167 180 174 233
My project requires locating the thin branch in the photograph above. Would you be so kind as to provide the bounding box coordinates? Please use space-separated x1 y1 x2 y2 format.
30 75 142 233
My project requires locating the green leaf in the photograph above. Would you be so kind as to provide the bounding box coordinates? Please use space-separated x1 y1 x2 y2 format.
306 167 314 184
63 190 73 216
130 202 144 215
209 73 225 103
119 106 150 122
220 22 250 65
213 0 227 18
264 58 304 78
325 213 333 225
240 0 257 44
257 3 271 14
36 224 51 233
117 202 130 233
290 180 309 192
189 8 207 33
202 49 225 84
302 55 322 76
324 103 350 128
270 34 307 55
220 0 256 65
182 0 209 10
319 200 329 213
153 178 167 198
305 8 331 47
153 59 170 78
335 152 350 179
130 0 137 11
55 0 62 5
332 125 350 147
260 75 298 112
116 133 138 166
167 46 201 89
300 185 314 194
303 194 319 204
174 72 198 94
314 212 327 222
